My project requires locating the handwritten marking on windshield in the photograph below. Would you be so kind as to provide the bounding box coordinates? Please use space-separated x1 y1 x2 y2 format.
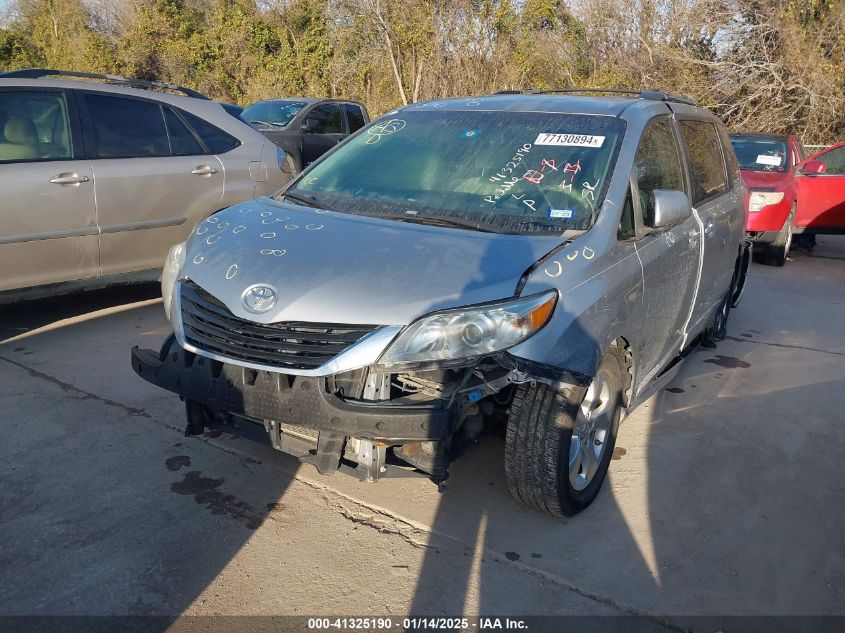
566 251 579 261
225 264 238 280
490 144 532 182
196 226 208 235
261 232 276 239
583 247 595 260
581 180 599 200
285 224 299 230
261 211 272 217
193 254 204 264
207 217 219 223
217 221 229 229
233 225 246 233
366 119 406 144
305 224 324 230
302 177 318 185
512 193 536 211
206 235 220 245
523 169 544 184
466 99 481 107
260 249 286 256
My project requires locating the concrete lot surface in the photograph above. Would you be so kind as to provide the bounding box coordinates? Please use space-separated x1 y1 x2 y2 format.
0 238 843 623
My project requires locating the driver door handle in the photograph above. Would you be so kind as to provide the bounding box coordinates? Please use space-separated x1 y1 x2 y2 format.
50 173 90 185
191 165 218 176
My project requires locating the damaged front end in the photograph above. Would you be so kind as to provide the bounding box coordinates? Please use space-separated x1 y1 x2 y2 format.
133 279 581 483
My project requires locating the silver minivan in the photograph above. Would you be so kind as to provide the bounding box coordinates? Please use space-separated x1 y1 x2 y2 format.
0 69 291 298
134 90 751 517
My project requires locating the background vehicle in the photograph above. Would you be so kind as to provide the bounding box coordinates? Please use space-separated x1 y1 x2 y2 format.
729 133 806 266
0 69 292 298
795 141 845 240
133 89 749 518
240 98 369 174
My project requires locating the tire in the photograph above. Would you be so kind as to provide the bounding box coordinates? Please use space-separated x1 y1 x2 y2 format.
504 349 624 517
760 206 795 267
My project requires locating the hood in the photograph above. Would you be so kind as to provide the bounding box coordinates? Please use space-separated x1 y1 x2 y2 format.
181 199 564 325
739 169 792 190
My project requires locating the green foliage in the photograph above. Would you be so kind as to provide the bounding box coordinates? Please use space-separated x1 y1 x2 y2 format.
0 0 841 142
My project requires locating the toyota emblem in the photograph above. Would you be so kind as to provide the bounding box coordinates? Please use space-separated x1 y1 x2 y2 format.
242 285 278 313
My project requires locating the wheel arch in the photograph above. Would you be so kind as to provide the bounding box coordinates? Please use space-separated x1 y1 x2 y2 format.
607 336 635 408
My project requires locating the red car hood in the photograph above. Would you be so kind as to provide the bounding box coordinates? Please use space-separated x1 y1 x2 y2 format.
739 169 792 190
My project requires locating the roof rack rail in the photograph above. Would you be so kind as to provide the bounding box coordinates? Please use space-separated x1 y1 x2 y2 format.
492 87 697 106
0 68 209 100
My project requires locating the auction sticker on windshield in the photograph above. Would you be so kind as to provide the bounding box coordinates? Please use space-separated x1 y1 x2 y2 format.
534 133 605 148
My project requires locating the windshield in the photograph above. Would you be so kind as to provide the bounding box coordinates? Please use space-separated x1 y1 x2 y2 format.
730 137 788 172
241 100 307 128
275 110 626 234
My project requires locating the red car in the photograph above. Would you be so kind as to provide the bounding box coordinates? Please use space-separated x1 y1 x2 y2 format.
794 141 845 245
729 133 806 266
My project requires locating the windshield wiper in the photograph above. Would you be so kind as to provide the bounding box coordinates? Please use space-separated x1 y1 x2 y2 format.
283 190 324 209
380 213 501 233
249 119 284 128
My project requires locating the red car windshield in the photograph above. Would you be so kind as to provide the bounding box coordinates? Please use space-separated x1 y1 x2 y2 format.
730 137 788 173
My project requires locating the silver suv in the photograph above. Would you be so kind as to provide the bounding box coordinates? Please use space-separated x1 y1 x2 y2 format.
133 89 751 517
0 69 291 298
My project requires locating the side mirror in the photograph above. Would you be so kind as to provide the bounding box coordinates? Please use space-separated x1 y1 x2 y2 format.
651 190 692 230
303 118 321 133
800 160 826 174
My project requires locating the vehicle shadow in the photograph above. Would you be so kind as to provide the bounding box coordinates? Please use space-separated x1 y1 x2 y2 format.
0 285 295 625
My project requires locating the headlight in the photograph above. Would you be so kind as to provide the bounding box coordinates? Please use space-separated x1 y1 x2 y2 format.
748 191 784 212
161 241 186 320
377 290 557 367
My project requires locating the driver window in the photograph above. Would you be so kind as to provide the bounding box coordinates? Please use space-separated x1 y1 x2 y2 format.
634 118 684 227
305 104 343 135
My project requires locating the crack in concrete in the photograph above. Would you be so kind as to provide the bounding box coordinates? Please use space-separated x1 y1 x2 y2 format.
295 478 681 630
724 336 845 357
0 355 153 418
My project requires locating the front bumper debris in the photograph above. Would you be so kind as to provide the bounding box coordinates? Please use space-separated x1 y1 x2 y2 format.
132 335 453 443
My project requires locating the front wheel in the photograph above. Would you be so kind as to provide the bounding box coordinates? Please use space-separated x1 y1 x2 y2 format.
759 206 795 267
504 350 624 517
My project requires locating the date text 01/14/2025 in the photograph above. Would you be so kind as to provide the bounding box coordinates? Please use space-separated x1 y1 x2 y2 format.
306 617 528 630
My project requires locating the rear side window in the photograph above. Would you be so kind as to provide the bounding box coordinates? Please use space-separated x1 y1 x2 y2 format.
180 110 240 154
0 90 72 162
680 120 728 203
164 108 204 156
84 94 169 158
344 104 366 133
817 145 845 175
304 104 344 134
634 117 685 227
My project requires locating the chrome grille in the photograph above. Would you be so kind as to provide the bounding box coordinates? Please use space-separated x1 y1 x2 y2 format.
180 280 378 371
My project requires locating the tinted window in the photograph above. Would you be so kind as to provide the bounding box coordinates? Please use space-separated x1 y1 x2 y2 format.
164 108 205 156
85 94 169 158
180 111 239 154
634 117 684 226
681 121 728 203
729 136 788 172
344 104 366 132
281 110 626 234
0 90 72 162
817 145 845 175
304 104 343 134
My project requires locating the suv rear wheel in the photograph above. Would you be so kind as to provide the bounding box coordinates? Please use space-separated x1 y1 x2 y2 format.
504 349 624 516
